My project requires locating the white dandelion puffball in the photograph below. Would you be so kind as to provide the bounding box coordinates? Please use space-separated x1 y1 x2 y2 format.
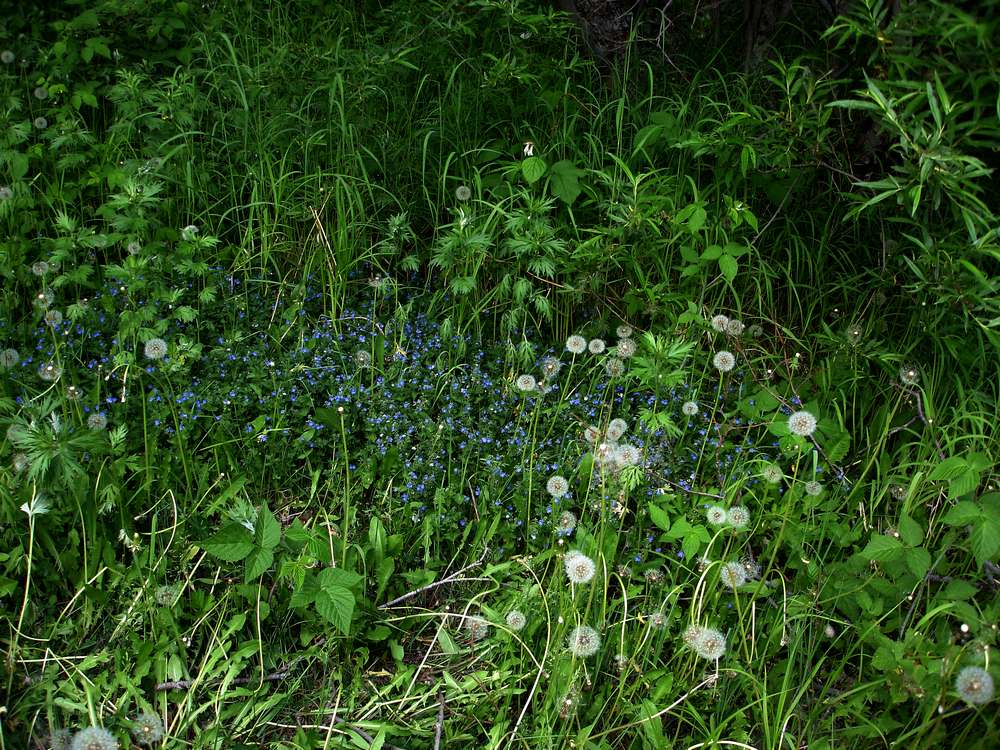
38 361 62 382
0 348 19 369
505 610 527 632
788 410 817 437
682 400 699 417
606 418 627 441
546 475 569 498
515 374 537 393
706 506 728 526
144 337 168 360
588 338 606 355
0 50 14 64
44 310 63 327
726 505 750 528
710 314 729 333
713 350 736 372
720 561 747 589
648 612 667 629
87 413 108 431
455 185 472 202
567 625 601 658
616 324 633 338
899 364 920 386
564 551 596 584
804 481 823 497
748 324 764 338
70 727 119 750
682 624 705 650
566 335 587 354
605 357 625 377
466 616 490 641
557 510 577 534
725 319 745 336
762 463 784 484
583 424 601 444
616 444 641 466
31 260 49 276
955 666 994 705
693 627 727 660
541 356 562 378
616 338 636 358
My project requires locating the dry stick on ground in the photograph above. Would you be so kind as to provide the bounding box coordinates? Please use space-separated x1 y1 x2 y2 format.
378 549 489 610
433 689 446 750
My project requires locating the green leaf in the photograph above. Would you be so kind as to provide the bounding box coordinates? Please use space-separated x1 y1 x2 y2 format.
202 523 254 562
548 159 584 205
10 152 28 180
520 156 547 185
317 566 362 590
313 584 355 633
718 254 738 282
648 503 671 532
245 546 274 581
862 535 904 561
940 501 982 526
929 456 967 481
969 520 1000 566
897 514 924 547
903 547 930 578
256 506 282 550
824 430 851 463
948 469 980 499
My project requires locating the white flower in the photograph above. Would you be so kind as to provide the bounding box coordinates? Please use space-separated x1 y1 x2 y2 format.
523 141 534 157
606 418 627 441
515 374 537 393
615 338 636 358
692 627 726 660
955 666 994 705
616 324 633 338
710 314 729 333
706 506 727 526
564 551 596 584
557 510 577 534
566 625 600 657
546 475 569 498
455 185 472 202
505 610 527 631
720 561 747 589
566 335 587 354
144 337 168 360
588 338 606 355
616 444 641 466
726 505 750 528
713 351 736 372
788 410 817 437
682 401 698 416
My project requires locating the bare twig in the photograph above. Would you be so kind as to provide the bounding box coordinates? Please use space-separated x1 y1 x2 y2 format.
433 689 446 750
378 549 489 610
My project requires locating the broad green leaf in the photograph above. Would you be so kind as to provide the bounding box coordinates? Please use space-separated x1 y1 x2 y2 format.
648 503 671 532
256 505 282 550
929 456 967 481
520 156 547 185
897 514 924 547
903 547 930 578
862 535 904 561
245 546 274 581
202 523 254 562
718 254 738 282
548 159 584 205
314 584 355 633
970 520 1000 566
940 501 982 526
825 431 851 463
948 469 980 499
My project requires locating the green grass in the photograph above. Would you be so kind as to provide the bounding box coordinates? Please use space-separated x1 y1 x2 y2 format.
1 1 999 749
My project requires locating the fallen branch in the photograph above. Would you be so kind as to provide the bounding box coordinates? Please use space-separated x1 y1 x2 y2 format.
379 549 489 610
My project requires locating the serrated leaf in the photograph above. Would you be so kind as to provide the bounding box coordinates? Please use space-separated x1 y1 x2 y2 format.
202 523 254 562
520 156 547 185
718 254 737 282
245 546 274 581
825 431 851 463
970 520 1000 566
548 159 584 205
940 501 982 526
903 547 930 578
862 535 904 561
314 584 355 633
897 514 924 547
948 469 980 499
318 566 362 590
648 503 671 532
255 505 282 550
928 456 967 481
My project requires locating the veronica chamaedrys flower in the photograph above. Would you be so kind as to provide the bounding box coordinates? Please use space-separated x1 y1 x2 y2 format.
515 374 537 393
566 335 587 354
955 666 994 705
788 410 817 437
710 314 729 332
566 625 600 657
505 610 527 631
713 350 736 373
547 475 569 498
720 561 747 589
682 400 698 416
70 726 119 750
564 551 596 584
726 505 750 528
705 506 727 526
130 711 165 745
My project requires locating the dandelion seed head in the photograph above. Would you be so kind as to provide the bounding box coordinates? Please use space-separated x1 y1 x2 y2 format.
762 463 783 484
541 356 562 378
616 324 633 338
87 413 108 431
33 86 49 100
131 711 165 745
710 314 729 333
0 186 13 201
616 444 640 466
804 481 823 496
726 505 750 528
44 309 63 327
588 338 606 355
682 624 705 649
682 400 698 416
788 410 817 437
566 625 600 657
32 261 50 276
34 288 54 309
12 452 29 473
557 510 577 534
515 374 537 393
720 561 747 589
644 568 663 584
0 348 19 369
713 351 735 372
34 116 48 129
466 616 490 641
725 319 745 336
583 425 601 444
648 612 666 629
505 609 527 631
706 506 727 526
615 338 636 358
1 50 14 64
846 325 863 344
154 585 177 606
899 365 920 386
564 551 596 584
604 357 625 377
955 666 994 705
606 418 627 441
49 729 73 750
693 627 726 660
144 338 168 360
566 335 587 354
38 361 61 382
547 475 569 498
455 185 472 202
70 727 119 750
